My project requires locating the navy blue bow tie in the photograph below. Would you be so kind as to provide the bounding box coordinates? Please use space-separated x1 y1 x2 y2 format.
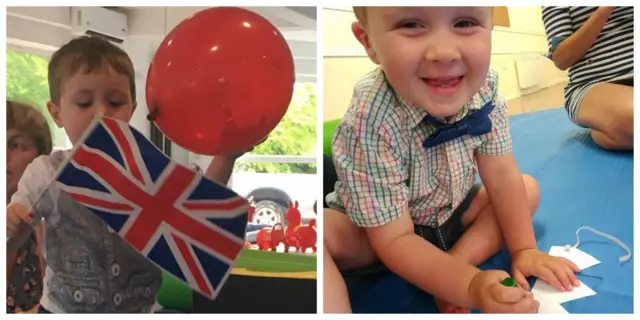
422 102 495 149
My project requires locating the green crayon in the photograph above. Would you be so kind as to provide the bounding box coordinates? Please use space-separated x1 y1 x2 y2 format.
501 277 517 287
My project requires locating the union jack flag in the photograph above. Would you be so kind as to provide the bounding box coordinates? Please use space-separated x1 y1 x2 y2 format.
55 116 249 299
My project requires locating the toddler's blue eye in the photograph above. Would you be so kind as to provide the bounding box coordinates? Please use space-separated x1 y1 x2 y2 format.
400 21 422 29
454 20 477 28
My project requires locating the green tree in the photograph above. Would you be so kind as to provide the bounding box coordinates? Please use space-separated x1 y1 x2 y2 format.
234 82 317 174
6 49 66 147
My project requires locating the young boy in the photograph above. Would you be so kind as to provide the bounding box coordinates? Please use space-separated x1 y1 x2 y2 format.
324 7 581 314
6 100 52 313
6 36 257 313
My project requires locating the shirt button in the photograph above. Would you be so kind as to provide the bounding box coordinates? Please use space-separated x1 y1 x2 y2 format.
73 289 84 302
113 292 122 306
111 263 121 277
143 286 151 298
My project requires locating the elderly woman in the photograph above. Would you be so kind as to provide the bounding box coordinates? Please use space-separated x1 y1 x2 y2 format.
6 100 52 313
542 6 633 150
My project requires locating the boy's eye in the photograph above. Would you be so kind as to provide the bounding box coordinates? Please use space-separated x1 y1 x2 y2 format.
8 138 27 150
398 21 423 29
109 100 128 109
454 19 478 28
77 102 92 108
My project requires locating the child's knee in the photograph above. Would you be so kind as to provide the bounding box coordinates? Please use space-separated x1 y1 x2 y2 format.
522 174 540 215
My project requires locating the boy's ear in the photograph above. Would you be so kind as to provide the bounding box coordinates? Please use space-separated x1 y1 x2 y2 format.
351 21 380 65
46 101 63 128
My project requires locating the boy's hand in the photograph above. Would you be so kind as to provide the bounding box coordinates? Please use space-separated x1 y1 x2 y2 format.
204 137 269 185
218 136 268 161
7 203 34 239
511 248 581 291
470 270 539 313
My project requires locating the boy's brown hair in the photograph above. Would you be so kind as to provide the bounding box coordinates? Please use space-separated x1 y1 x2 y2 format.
353 7 495 28
7 100 53 156
353 7 368 26
47 36 136 104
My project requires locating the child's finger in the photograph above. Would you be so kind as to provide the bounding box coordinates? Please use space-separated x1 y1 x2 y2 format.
490 283 529 304
547 263 574 291
512 269 530 290
562 257 581 274
18 210 34 225
537 267 566 291
503 294 539 313
565 265 580 287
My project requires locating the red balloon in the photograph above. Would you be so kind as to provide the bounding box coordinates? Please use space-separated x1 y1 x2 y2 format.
146 7 295 155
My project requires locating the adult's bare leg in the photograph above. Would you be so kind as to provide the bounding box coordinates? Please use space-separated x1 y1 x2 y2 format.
575 82 633 151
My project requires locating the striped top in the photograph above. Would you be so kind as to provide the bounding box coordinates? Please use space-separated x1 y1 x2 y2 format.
325 68 512 228
541 6 633 96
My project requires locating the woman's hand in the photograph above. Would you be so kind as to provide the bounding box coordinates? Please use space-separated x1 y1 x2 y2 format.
595 7 617 18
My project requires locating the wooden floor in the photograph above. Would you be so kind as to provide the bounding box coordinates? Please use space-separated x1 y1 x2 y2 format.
506 82 567 116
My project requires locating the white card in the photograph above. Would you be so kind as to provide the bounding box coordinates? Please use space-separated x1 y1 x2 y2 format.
548 246 601 270
537 301 569 314
531 279 596 304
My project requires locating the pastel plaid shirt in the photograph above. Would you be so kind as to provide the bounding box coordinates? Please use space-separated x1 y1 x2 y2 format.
325 68 512 228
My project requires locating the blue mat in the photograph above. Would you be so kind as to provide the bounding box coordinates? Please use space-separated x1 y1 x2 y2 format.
347 108 634 314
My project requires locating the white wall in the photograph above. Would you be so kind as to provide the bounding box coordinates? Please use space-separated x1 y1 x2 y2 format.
7 7 155 142
322 7 569 120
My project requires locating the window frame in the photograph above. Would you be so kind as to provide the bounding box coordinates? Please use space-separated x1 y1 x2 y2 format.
6 45 72 152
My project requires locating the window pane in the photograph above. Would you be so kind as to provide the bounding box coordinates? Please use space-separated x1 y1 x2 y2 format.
235 161 317 174
246 82 316 157
233 82 317 174
6 49 67 149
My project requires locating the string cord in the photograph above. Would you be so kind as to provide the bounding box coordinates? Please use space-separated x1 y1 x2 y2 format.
565 226 631 263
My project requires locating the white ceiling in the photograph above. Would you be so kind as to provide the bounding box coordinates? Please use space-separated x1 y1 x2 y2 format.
6 6 317 82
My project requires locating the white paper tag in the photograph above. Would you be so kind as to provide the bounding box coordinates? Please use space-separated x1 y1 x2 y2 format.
531 279 596 304
537 301 569 314
548 246 601 270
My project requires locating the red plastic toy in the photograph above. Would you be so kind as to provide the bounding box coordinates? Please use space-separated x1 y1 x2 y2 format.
254 200 317 254
282 201 317 253
255 223 286 251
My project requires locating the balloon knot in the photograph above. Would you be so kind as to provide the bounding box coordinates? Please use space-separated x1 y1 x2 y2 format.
147 107 159 122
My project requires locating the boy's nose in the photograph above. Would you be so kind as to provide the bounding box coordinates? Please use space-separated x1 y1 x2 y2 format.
424 36 461 65
95 104 108 116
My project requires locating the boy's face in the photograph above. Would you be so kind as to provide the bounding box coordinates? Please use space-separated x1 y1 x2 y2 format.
47 64 135 145
6 129 38 199
353 7 493 118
